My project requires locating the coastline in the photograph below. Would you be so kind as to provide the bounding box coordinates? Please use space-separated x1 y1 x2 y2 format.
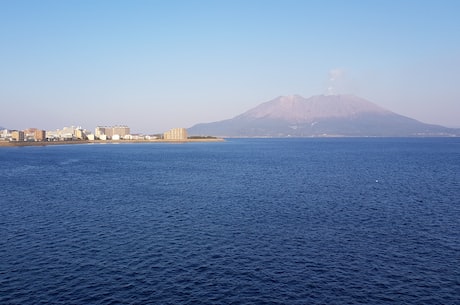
0 138 225 147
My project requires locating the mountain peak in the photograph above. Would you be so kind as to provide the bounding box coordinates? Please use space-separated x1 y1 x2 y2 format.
236 94 390 123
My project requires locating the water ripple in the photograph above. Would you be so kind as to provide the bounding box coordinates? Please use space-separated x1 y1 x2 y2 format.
0 139 459 304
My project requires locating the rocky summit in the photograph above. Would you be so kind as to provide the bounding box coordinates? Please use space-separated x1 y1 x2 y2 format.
188 94 458 137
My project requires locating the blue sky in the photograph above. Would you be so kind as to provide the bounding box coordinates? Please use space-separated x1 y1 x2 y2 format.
1 0 459 132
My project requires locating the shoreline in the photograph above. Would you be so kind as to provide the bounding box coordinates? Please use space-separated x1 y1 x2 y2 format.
0 138 225 147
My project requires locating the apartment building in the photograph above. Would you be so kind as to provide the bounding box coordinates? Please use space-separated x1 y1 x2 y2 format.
11 130 25 141
34 130 46 141
95 125 130 140
163 128 187 140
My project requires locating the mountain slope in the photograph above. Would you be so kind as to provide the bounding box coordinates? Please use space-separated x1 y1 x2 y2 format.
236 94 390 122
189 95 457 137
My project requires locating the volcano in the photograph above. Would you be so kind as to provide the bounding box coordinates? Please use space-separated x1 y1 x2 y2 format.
188 94 457 137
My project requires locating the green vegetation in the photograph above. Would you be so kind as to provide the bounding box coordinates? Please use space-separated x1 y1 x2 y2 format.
188 136 218 139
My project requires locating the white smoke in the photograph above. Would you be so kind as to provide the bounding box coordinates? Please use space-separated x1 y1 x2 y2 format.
326 68 347 95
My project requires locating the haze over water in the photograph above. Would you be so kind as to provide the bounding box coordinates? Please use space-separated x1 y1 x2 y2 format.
1 138 459 304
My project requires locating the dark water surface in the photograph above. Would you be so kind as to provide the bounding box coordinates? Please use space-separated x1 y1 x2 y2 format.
1 138 459 304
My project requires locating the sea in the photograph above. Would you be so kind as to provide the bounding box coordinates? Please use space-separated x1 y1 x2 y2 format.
1 138 459 305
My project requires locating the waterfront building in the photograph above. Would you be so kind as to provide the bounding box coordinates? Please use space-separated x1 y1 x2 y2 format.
50 126 77 140
74 128 87 140
45 126 85 141
1 129 11 140
164 128 187 140
11 130 25 141
95 125 130 140
95 126 107 138
23 128 37 141
34 130 46 141
45 130 58 140
113 125 130 139
61 126 76 138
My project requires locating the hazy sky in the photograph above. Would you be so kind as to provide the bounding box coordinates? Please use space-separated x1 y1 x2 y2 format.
1 0 459 133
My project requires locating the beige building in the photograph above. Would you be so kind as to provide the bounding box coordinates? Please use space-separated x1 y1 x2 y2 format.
34 130 46 141
95 126 108 138
113 126 130 138
95 125 130 139
164 128 187 140
74 129 87 140
11 130 25 141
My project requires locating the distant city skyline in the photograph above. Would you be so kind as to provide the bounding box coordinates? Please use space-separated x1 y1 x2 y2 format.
0 125 192 143
1 0 459 133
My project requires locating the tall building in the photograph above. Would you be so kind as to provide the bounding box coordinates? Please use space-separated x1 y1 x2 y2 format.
74 128 87 140
24 128 37 141
164 128 187 140
34 130 46 141
113 125 130 138
95 126 107 138
11 130 25 141
0 129 9 139
95 126 130 139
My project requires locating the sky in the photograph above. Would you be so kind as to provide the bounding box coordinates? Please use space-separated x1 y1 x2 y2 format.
1 0 460 133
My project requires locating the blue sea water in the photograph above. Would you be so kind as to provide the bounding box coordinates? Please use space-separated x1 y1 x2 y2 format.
0 138 459 304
